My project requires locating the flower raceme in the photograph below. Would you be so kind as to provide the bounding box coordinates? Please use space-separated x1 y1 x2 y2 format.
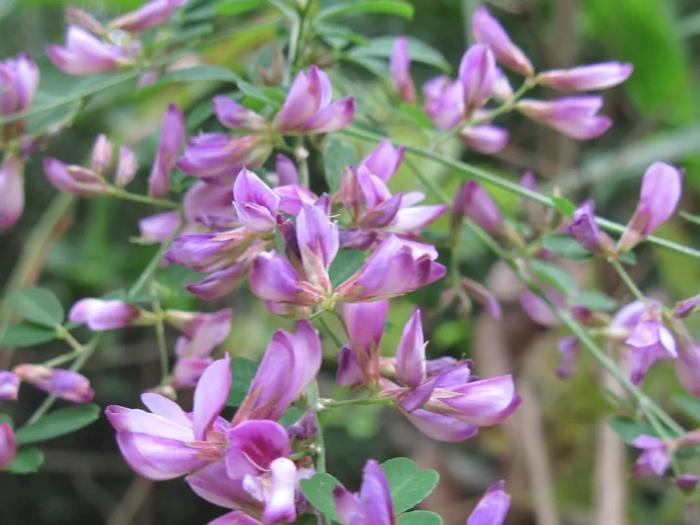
106 322 321 523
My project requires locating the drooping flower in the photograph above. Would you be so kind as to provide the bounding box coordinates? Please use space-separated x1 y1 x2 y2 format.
274 66 355 135
69 298 139 331
138 210 181 243
537 62 633 92
105 355 231 479
453 180 504 235
333 460 395 525
0 52 40 116
0 371 20 401
466 481 511 525
516 96 611 140
110 0 186 32
0 423 16 469
47 26 134 75
471 6 533 76
675 294 700 319
14 365 94 403
213 96 268 132
148 103 186 197
115 145 139 187
569 200 610 254
631 435 670 478
618 162 682 252
611 300 677 385
178 133 272 180
390 37 415 103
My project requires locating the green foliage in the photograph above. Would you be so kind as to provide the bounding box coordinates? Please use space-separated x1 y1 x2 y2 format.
529 260 577 295
323 137 358 193
318 0 415 21
215 0 265 16
543 234 592 261
574 290 617 311
608 416 657 444
15 405 100 445
398 511 443 525
5 287 64 327
329 249 366 287
299 472 341 521
226 357 258 407
381 457 439 513
0 323 57 347
346 36 451 72
6 448 44 474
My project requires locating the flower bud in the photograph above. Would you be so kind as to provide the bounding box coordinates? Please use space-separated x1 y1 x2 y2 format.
618 162 682 252
110 0 186 33
390 36 416 103
569 200 612 254
91 134 113 174
472 7 533 76
213 95 267 131
537 62 633 92
675 294 700 318
453 180 504 234
0 423 16 469
115 146 138 187
47 26 133 76
0 371 20 401
460 125 508 154
14 365 94 403
459 44 495 116
492 67 513 101
0 155 25 229
516 97 611 140
677 474 699 494
69 298 139 331
44 158 109 196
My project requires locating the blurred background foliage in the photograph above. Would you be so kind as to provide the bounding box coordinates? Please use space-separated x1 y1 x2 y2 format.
1 0 700 524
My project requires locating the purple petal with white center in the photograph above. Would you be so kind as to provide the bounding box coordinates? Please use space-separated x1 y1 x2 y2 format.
262 458 297 524
225 420 291 477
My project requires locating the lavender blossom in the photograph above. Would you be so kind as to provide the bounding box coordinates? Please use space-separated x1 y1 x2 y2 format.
0 371 20 401
390 37 416 103
47 26 134 75
460 125 509 154
0 155 25 228
43 157 109 196
537 62 633 92
111 0 186 32
0 423 16 469
471 7 533 76
516 96 612 140
14 365 94 403
453 180 504 235
115 146 138 187
466 481 511 525
459 44 496 116
333 460 395 525
69 298 139 331
148 103 185 197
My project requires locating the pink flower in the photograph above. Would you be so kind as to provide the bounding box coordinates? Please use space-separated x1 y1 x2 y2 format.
110 0 186 32
471 7 533 76
466 481 511 525
0 53 40 115
460 125 509 154
459 44 496 116
390 37 415 103
0 371 20 401
516 96 612 140
0 423 16 469
43 157 109 196
0 155 25 228
14 365 94 403
69 298 139 331
537 62 633 92
148 103 185 197
47 26 134 75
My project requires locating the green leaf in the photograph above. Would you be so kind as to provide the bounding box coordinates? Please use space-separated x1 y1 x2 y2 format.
15 404 100 445
5 287 64 327
323 137 357 193
215 0 263 15
575 290 617 311
542 234 592 261
300 473 341 521
6 448 44 474
0 323 57 347
348 36 450 72
227 357 258 407
161 65 239 84
399 103 433 129
608 416 657 445
551 196 576 218
381 457 439 513
398 511 444 525
673 395 700 422
529 260 577 295
329 249 366 288
319 0 414 21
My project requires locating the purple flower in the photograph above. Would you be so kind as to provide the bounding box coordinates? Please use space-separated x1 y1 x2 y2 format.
106 355 231 479
423 76 464 130
471 7 533 76
148 103 185 197
492 68 513 101
115 145 138 187
274 66 355 134
569 200 606 253
187 259 251 301
519 291 560 327
461 278 502 320
0 371 20 401
537 62 633 92
632 435 669 477
43 157 109 196
139 211 181 243
337 301 389 387
335 236 446 303
0 53 40 115
110 0 186 32
234 321 321 423
69 298 139 331
460 125 509 154
459 44 496 116
618 162 682 251
90 134 113 174
207 512 261 525
213 95 267 132
390 37 415 103
453 180 504 235
14 365 94 403
233 168 280 233
675 294 700 318
466 481 511 525
359 139 406 182
166 229 253 273
47 26 133 75
0 155 25 228
516 96 611 140
273 154 299 186
184 180 237 227
611 301 677 385
333 460 395 525
675 338 700 397
556 336 579 379
178 133 272 179
0 423 16 469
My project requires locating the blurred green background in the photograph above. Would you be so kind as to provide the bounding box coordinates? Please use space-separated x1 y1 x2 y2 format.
2 0 700 524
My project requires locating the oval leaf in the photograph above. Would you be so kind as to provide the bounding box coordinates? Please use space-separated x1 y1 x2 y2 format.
323 137 358 193
15 404 100 445
300 472 341 521
5 287 64 327
6 447 44 474
319 0 414 20
381 457 439 514
0 323 57 347
227 357 258 407
398 511 444 525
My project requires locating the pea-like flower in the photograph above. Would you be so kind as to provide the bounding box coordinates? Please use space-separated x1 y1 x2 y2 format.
516 96 612 140
390 37 416 103
466 481 511 525
47 26 135 75
110 0 186 32
471 6 533 76
14 365 94 403
537 62 633 92
333 460 395 525
69 298 140 331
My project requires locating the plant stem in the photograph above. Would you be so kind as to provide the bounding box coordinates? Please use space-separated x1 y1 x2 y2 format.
151 285 169 384
609 259 646 302
317 314 343 348
107 188 181 209
320 396 394 409
306 380 326 472
342 126 700 261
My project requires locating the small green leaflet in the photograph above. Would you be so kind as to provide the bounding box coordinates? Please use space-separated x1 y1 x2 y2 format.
0 323 57 347
6 448 44 474
574 290 617 311
299 472 341 521
215 0 264 16
318 0 414 21
329 249 366 287
551 196 577 218
347 36 450 72
160 65 239 84
15 404 100 445
608 416 657 445
323 137 357 193
673 395 700 422
5 287 64 327
398 511 444 525
542 233 592 261
381 457 440 513
529 259 577 295
227 357 258 407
